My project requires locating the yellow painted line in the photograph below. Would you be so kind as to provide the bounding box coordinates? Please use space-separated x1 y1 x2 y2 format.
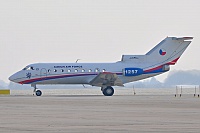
0 90 10 95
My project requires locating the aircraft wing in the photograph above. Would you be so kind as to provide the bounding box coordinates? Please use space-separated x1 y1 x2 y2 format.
89 72 124 87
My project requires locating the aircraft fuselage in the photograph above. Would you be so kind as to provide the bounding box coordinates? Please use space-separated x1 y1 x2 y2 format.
9 62 164 85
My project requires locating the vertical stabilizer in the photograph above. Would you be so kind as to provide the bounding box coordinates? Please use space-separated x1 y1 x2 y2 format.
145 37 193 65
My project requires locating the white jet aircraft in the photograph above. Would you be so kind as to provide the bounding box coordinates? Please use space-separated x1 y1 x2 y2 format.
9 37 193 96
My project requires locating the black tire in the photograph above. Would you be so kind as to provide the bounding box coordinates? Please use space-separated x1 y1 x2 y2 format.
35 90 42 96
103 86 114 96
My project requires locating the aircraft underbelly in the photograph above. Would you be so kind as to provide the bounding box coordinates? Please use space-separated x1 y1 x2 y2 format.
33 73 162 85
35 75 94 85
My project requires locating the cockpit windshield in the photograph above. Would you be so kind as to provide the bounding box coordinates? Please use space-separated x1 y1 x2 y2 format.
23 66 34 70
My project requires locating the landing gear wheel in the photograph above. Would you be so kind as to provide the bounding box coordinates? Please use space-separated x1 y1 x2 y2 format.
35 90 42 96
102 86 114 96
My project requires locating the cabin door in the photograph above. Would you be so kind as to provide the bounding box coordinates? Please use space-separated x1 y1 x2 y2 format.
40 68 47 77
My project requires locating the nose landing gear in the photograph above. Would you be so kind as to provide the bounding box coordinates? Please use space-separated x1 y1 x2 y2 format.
35 90 42 96
31 84 42 96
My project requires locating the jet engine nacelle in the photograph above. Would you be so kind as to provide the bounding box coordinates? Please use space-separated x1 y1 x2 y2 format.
123 68 143 76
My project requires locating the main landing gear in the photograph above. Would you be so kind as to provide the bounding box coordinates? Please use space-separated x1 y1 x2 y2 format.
101 86 114 96
31 84 42 96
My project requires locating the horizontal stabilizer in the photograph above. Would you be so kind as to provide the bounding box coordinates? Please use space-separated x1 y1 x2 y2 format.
172 37 193 41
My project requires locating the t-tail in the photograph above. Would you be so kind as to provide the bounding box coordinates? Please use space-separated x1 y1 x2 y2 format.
145 37 193 65
121 37 193 74
121 37 193 67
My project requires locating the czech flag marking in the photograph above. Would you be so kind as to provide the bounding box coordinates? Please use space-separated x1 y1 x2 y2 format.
159 49 166 56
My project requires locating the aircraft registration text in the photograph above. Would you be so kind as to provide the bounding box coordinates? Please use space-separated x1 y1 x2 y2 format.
123 68 143 76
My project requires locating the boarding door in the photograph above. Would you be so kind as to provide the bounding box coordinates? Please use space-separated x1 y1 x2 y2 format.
40 68 47 77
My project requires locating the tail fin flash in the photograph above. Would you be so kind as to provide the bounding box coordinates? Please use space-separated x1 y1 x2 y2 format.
146 37 193 65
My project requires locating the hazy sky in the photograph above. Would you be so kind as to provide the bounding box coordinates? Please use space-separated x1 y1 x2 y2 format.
0 0 199 83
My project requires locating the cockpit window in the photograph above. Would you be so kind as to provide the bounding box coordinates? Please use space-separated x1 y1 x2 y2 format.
23 66 34 70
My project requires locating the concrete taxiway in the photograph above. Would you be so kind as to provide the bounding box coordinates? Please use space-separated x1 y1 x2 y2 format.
0 92 200 133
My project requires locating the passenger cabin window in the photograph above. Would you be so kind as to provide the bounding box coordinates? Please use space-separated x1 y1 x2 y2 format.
88 69 92 72
61 69 64 72
54 69 57 72
48 69 51 73
82 69 85 72
75 69 78 72
95 68 99 72
102 69 106 72
67 69 71 73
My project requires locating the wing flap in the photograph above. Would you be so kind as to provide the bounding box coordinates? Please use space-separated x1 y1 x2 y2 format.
89 72 124 87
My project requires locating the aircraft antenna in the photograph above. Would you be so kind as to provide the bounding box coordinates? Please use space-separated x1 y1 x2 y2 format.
76 59 81 63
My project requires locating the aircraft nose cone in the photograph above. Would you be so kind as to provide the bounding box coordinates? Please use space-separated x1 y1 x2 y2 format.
9 74 17 82
9 75 14 81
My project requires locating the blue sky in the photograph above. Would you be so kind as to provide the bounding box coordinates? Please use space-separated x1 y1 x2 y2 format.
0 0 199 82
